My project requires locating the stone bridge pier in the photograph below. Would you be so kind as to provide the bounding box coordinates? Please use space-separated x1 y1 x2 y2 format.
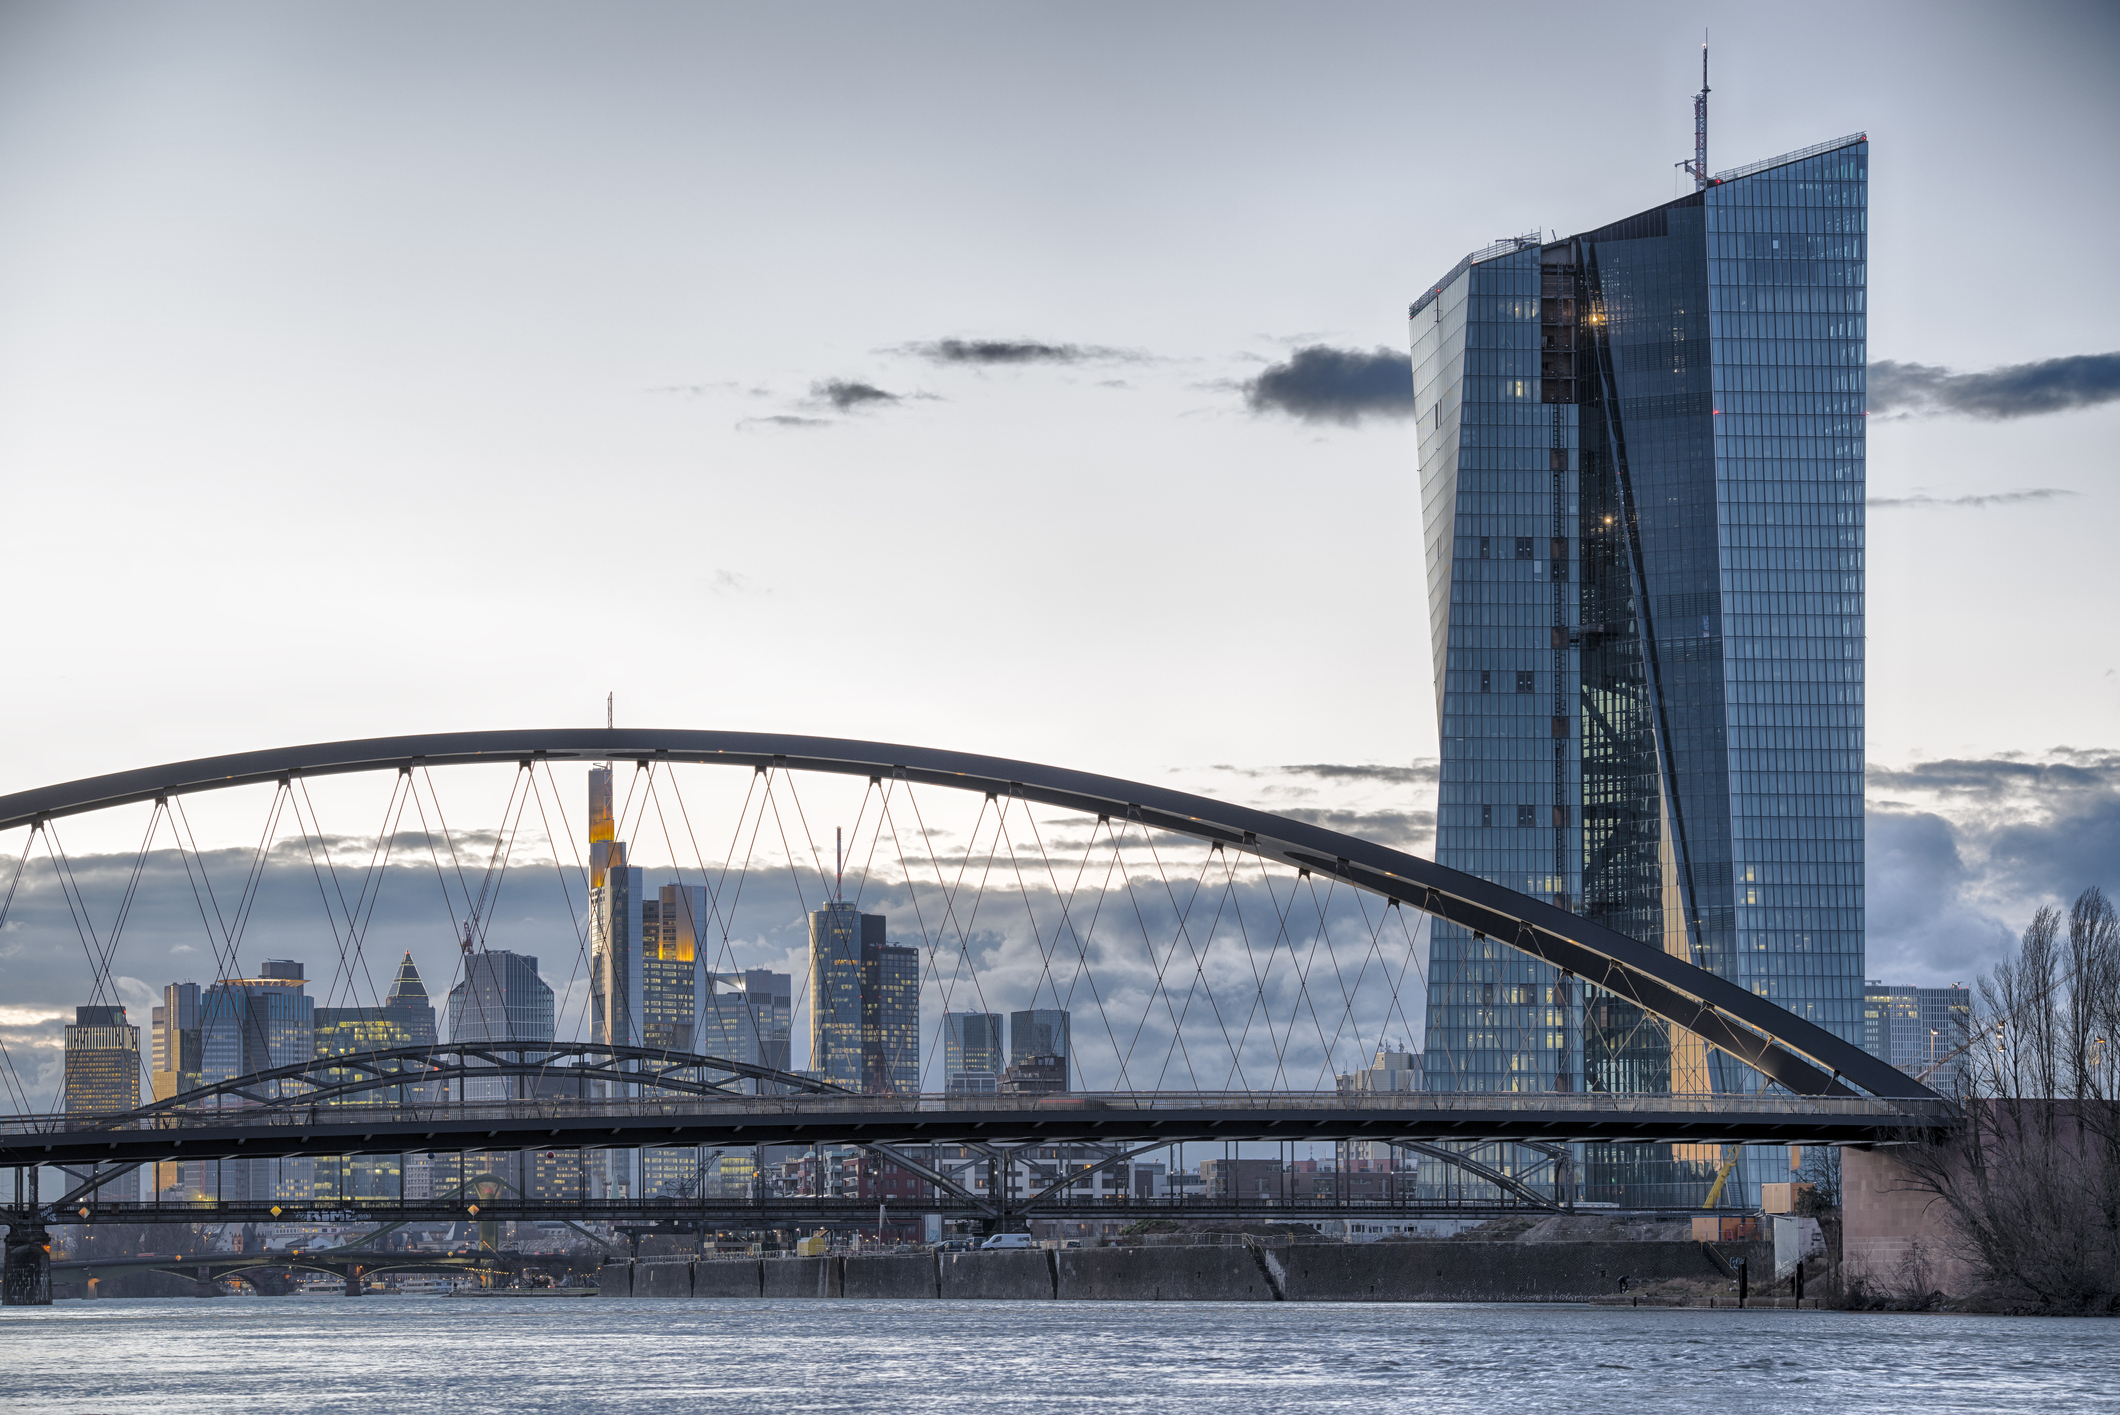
3 1222 52 1306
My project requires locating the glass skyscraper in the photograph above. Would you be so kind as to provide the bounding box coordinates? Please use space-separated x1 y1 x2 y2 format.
808 901 920 1095
1412 135 1868 1207
196 960 316 1201
701 968 793 1091
586 767 712 1195
63 1005 139 1115
944 1011 1004 1093
313 952 439 1200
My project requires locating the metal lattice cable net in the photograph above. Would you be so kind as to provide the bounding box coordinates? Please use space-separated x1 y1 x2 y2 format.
0 747 1946 1230
8 763 1433 1095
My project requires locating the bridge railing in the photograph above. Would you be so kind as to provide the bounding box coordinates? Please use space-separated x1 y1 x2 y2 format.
2 1088 1953 1137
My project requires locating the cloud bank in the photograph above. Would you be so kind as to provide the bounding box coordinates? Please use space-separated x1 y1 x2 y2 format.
1869 489 2079 510
896 339 1142 366
1866 749 2120 987
1870 352 2120 420
1245 345 1416 424
811 379 900 411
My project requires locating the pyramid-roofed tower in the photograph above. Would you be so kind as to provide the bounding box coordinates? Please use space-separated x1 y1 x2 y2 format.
385 951 428 1009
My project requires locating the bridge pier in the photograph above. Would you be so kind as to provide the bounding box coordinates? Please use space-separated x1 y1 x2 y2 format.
4 1221 52 1306
344 1265 363 1297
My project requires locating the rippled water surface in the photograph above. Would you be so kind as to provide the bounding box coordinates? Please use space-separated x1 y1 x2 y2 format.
2 1297 2110 1413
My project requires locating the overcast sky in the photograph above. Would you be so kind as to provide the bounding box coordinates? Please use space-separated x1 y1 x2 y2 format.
1 1 2116 1083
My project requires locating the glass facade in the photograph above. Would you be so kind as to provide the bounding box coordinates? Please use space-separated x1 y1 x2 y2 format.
1008 1009 1072 1081
864 941 921 1096
1411 139 1868 1208
701 968 794 1087
447 949 553 1048
1864 982 1971 1093
197 963 315 1202
63 1006 139 1115
313 954 439 1201
809 901 877 1090
944 1011 1004 1093
807 902 920 1095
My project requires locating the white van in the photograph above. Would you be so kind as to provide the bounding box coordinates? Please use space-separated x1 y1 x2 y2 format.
979 1232 1035 1251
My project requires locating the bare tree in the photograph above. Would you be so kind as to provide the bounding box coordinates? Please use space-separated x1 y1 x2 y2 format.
1900 887 2120 1312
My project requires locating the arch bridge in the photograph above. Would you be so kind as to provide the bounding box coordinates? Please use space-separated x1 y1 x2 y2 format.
1 730 1947 1238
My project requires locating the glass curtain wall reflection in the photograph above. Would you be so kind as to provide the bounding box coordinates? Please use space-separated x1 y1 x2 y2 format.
1411 138 1868 1208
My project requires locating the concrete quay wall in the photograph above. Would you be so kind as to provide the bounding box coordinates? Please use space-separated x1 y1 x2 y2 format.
1277 1240 1750 1302
603 1240 1754 1303
1057 1244 1277 1301
763 1255 844 1298
694 1259 765 1298
941 1248 1054 1300
632 1260 693 1299
843 1253 939 1299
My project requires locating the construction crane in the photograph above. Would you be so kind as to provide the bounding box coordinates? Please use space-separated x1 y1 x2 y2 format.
1702 1148 1740 1208
459 822 510 955
459 872 495 955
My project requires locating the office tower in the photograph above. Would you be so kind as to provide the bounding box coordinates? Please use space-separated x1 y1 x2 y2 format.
308 955 438 1201
943 1012 1005 1094
700 969 793 1089
149 982 202 1103
1009 1009 1071 1084
1864 983 1970 1092
588 765 645 1196
196 961 315 1202
443 950 570 1199
642 884 708 1054
585 769 709 1194
63 1005 139 1115
808 900 921 1095
384 951 438 1039
447 951 555 1047
317 953 440 1059
200 961 315 1090
997 1053 1065 1096
1337 1049 1422 1095
1412 133 1869 1208
809 900 876 1090
588 766 645 1062
865 937 920 1095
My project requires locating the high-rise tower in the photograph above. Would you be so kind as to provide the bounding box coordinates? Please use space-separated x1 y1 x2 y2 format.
585 767 708 1194
1411 133 1868 1207
808 900 920 1095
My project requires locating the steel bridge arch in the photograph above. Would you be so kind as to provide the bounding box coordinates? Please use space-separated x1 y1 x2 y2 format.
124 1043 848 1117
0 728 1934 1102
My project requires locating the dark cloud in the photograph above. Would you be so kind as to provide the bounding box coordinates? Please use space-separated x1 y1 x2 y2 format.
1244 345 1416 424
1270 808 1434 849
894 339 1143 366
811 380 900 411
1277 763 1438 787
1870 353 2120 420
1870 489 2079 510
738 414 833 430
1866 749 2120 986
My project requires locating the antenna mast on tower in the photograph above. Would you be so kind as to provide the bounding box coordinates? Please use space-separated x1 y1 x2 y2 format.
1681 38 1711 190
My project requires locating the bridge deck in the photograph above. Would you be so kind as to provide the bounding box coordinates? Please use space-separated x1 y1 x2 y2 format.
3 1092 1953 1169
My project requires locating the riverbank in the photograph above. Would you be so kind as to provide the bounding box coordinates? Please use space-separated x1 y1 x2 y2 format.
598 1238 1772 1303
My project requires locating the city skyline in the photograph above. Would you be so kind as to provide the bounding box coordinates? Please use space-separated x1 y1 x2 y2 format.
2 4 2115 1100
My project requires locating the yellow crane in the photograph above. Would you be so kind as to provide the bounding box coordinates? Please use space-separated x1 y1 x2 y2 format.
1702 1150 1740 1209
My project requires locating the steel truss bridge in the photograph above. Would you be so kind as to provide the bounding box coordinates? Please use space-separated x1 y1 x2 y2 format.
1 730 1948 1252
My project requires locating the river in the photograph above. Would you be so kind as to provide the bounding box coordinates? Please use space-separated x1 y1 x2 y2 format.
1 1297 2108 1412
